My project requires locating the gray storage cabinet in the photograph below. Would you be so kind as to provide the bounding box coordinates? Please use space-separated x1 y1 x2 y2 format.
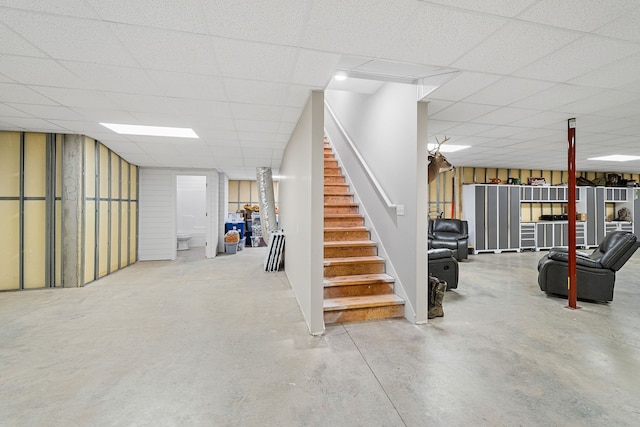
462 184 520 254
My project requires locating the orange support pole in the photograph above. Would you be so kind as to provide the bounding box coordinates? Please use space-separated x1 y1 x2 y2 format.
566 118 579 309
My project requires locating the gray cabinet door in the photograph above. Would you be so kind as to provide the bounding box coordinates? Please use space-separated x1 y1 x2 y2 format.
475 185 486 251
487 186 498 249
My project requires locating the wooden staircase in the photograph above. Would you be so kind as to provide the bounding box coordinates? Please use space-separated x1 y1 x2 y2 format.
323 139 404 324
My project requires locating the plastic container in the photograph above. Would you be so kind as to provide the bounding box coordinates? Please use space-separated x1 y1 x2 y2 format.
225 242 238 254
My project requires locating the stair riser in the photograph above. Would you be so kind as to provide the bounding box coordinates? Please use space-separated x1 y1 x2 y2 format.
324 206 358 214
324 195 354 204
324 304 404 324
324 283 394 299
324 160 338 168
324 153 334 158
325 167 342 175
324 175 345 184
324 185 350 194
324 230 370 241
324 246 377 258
324 217 364 227
324 262 385 277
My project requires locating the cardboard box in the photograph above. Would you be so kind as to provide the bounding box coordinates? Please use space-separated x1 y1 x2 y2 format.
577 213 587 221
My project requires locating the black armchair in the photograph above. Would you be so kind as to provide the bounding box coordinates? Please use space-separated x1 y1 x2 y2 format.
428 219 469 261
428 248 458 290
537 231 640 302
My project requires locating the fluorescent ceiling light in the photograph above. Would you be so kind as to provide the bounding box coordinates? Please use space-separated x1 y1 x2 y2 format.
588 155 640 162
427 144 470 153
100 123 199 138
334 72 348 81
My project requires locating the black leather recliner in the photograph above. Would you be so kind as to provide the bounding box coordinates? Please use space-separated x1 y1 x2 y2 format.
428 219 469 261
537 230 640 302
428 248 458 290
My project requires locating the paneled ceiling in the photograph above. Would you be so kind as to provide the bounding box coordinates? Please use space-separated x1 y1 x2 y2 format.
3 0 640 178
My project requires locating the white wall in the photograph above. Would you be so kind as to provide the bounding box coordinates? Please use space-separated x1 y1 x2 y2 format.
177 175 207 247
279 91 325 335
138 168 220 261
138 168 176 261
325 83 428 323
218 172 229 254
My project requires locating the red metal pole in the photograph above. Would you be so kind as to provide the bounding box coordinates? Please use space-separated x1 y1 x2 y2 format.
567 118 579 309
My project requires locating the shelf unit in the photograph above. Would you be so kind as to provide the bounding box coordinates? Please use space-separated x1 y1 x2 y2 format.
462 184 637 253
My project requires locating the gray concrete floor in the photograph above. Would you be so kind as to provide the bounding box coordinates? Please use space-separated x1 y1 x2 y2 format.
1 247 640 426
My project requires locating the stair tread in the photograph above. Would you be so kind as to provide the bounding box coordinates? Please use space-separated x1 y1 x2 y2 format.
323 294 404 311
324 213 363 218
324 240 376 247
325 226 369 231
324 256 384 265
324 273 394 287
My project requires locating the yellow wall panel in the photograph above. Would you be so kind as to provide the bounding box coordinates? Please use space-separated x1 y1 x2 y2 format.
129 202 137 264
0 201 20 290
130 166 138 199
84 201 96 284
120 202 129 267
111 152 120 199
85 139 95 198
121 160 129 199
239 181 251 202
55 201 62 286
98 201 109 278
0 132 21 197
24 133 46 198
110 201 119 272
23 201 46 289
99 145 109 199
55 135 62 198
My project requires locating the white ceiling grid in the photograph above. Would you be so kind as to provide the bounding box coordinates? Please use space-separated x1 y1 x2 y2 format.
2 0 640 177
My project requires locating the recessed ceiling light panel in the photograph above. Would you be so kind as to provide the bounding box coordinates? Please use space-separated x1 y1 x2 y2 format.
587 155 640 162
100 123 199 138
427 144 470 153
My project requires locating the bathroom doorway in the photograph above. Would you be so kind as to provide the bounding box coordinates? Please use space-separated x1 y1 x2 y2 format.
176 175 208 257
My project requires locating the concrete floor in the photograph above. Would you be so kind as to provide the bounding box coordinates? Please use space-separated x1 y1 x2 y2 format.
1 247 640 426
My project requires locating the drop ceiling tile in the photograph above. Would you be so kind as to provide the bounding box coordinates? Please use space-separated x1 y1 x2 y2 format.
517 0 636 32
2 10 137 66
238 131 289 143
0 55 85 88
595 8 640 43
0 83 60 105
29 87 119 109
426 100 455 116
272 149 284 159
242 148 273 159
327 78 384 94
443 122 496 136
278 122 296 134
427 72 501 102
452 21 579 75
230 104 283 122
240 141 287 150
463 77 555 106
6 103 80 120
430 103 498 122
203 0 309 45
104 93 178 115
510 127 563 140
292 49 341 88
569 53 640 89
59 61 162 95
286 85 314 107
354 59 444 79
0 22 47 57
71 107 138 123
0 0 101 18
472 107 539 125
592 100 640 119
383 3 506 67
580 118 637 133
223 78 289 106
553 90 639 115
147 70 227 100
508 110 571 128
213 38 297 83
426 120 460 134
419 0 537 17
510 84 601 110
86 0 208 33
110 23 219 75
189 117 236 132
234 120 280 133
281 107 303 123
243 158 272 168
98 140 145 155
170 99 231 118
513 35 640 82
0 117 66 131
477 125 526 138
336 56 376 70
302 0 416 57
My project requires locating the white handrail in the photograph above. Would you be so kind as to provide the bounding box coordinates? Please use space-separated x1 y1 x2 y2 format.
324 101 397 211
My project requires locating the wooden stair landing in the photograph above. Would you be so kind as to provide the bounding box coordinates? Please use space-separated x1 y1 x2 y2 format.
323 139 404 324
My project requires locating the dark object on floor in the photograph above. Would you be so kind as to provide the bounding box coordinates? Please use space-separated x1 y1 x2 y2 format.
428 275 446 319
428 248 458 290
537 231 640 302
428 218 469 261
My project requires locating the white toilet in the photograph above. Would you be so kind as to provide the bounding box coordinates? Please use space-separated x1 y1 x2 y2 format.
177 233 192 251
